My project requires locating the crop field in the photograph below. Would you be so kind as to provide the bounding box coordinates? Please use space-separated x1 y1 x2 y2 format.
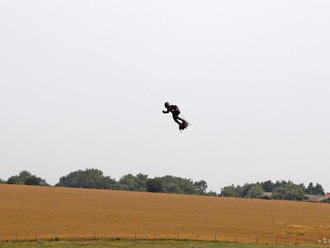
0 184 330 246
0 240 324 248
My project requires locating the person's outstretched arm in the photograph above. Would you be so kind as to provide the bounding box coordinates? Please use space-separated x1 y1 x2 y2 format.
163 109 169 114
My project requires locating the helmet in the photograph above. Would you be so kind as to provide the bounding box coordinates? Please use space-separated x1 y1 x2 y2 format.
164 102 170 108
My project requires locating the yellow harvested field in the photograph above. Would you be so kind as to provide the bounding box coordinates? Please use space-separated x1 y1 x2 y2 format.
1 184 330 245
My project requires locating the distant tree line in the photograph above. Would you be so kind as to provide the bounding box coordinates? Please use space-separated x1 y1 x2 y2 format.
220 180 325 201
1 169 216 196
1 170 327 202
55 169 216 196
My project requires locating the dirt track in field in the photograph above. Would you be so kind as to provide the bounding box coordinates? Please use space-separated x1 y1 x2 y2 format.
0 184 329 245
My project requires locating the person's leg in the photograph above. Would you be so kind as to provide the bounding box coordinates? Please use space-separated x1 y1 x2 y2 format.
177 115 188 126
173 115 183 125
178 115 188 130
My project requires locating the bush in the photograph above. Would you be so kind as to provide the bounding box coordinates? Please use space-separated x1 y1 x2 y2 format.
306 182 325 195
25 176 43 185
204 191 218 196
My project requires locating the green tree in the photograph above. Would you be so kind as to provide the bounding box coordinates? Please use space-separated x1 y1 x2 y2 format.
306 182 325 195
194 180 208 194
25 177 43 185
146 178 163 192
272 183 306 201
219 180 319 202
7 171 48 186
313 183 325 195
241 184 254 197
145 176 198 194
259 180 275 192
7 170 32 184
0 178 5 184
159 176 196 194
220 185 241 197
306 182 314 194
274 180 288 189
119 173 148 191
246 184 264 198
56 169 119 189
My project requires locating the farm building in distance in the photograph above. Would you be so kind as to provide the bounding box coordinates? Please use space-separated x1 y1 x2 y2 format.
262 192 330 202
305 194 330 202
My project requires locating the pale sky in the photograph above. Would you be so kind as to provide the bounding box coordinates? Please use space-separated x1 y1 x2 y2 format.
1 0 329 192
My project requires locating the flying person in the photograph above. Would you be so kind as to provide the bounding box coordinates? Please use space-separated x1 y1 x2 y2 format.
162 102 189 131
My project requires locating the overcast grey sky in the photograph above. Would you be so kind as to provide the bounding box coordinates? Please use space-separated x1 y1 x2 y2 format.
1 0 329 192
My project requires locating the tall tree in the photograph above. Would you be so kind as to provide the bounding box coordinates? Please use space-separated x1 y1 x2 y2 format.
306 182 325 195
313 183 325 195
